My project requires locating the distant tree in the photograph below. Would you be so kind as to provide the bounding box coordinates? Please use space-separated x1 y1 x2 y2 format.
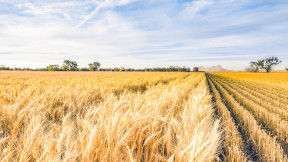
261 57 281 72
62 60 78 71
21 67 32 71
79 67 89 71
47 65 61 71
286 67 288 71
88 62 101 71
0 65 11 70
250 57 281 73
249 61 261 72
112 67 120 71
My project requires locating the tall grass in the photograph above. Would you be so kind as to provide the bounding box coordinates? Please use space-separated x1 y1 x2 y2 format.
0 72 220 161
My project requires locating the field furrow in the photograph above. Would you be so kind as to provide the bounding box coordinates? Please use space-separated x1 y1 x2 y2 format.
207 76 248 161
214 74 288 101
208 74 287 161
215 76 288 107
215 77 288 120
212 75 288 146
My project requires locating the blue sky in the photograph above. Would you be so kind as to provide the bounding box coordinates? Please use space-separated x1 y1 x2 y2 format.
0 0 288 70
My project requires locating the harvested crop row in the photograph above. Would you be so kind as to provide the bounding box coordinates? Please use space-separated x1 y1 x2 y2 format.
225 78 288 111
213 74 288 101
212 75 288 144
215 77 288 120
207 76 247 161
215 76 288 107
209 75 287 161
213 72 288 88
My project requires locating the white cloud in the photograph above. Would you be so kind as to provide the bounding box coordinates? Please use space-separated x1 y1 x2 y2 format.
0 9 147 67
0 0 287 70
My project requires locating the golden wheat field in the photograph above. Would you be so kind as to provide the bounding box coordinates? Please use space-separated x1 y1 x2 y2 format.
0 71 288 161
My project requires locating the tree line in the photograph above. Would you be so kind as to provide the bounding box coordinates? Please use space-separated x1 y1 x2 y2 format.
45 60 101 71
100 66 191 72
1 57 286 72
0 60 191 72
0 60 100 71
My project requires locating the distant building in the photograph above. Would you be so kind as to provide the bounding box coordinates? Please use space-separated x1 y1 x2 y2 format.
192 67 199 72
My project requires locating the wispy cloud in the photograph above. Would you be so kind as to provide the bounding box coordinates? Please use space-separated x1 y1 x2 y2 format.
74 0 137 29
183 0 214 17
